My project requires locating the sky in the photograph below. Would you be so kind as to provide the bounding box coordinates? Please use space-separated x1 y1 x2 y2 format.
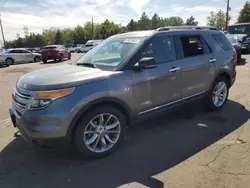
0 0 247 42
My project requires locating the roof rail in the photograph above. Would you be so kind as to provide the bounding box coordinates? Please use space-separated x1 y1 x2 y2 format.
156 26 218 31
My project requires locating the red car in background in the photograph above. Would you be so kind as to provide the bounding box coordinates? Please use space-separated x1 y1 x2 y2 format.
41 45 71 63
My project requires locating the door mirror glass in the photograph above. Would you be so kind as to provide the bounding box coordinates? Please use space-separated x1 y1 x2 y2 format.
134 57 156 69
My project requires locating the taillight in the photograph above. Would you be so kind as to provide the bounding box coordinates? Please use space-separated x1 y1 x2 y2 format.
233 50 237 64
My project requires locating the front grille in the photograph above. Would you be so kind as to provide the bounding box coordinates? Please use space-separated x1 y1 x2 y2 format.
13 87 32 109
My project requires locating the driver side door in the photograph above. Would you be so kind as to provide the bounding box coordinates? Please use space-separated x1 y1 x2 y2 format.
131 35 183 115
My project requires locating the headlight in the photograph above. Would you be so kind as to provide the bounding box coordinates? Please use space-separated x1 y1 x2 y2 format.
29 88 75 109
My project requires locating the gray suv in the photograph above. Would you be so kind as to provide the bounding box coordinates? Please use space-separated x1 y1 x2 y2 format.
10 26 237 158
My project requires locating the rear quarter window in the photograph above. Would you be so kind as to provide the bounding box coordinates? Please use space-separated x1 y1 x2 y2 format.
212 34 233 51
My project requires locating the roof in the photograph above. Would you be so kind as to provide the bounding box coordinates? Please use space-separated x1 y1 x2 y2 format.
113 26 219 38
230 23 250 26
113 30 155 38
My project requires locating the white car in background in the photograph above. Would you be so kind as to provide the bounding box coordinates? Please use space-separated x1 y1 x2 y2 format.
77 40 103 53
0 48 41 65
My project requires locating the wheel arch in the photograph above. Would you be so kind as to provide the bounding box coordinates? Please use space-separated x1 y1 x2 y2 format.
210 70 232 89
66 97 133 140
5 57 14 64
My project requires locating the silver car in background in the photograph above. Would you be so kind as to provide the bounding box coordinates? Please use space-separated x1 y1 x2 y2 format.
77 40 103 53
0 48 41 65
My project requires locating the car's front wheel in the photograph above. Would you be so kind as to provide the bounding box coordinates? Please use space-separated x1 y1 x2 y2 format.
74 105 126 158
205 77 229 110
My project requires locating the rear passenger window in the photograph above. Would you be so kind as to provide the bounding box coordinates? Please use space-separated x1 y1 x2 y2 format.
180 36 204 57
212 34 233 51
142 36 176 64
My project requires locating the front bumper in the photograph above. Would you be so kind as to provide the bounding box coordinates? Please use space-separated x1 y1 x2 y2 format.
9 91 76 149
9 108 69 149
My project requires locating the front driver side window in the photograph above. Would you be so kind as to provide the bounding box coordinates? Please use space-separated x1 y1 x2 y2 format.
141 36 176 64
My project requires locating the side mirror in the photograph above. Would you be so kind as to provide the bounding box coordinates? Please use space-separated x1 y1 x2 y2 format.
134 57 156 70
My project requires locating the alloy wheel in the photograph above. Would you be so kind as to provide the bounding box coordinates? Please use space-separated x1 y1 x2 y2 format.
83 113 121 153
212 81 228 107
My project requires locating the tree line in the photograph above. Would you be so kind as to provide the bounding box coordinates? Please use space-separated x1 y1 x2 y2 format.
5 1 250 48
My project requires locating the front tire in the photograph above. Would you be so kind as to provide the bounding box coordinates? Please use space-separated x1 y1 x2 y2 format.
34 56 41 62
68 53 71 60
205 77 229 110
74 105 126 158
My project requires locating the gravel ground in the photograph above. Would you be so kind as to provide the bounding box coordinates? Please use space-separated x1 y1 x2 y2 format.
0 54 250 188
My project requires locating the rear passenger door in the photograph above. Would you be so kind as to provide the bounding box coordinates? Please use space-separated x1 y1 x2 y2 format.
177 35 215 98
8 50 23 63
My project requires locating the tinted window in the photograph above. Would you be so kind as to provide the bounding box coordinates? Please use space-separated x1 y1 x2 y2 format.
142 36 176 64
43 46 57 50
212 34 233 51
19 50 30 53
9 50 20 53
228 24 250 35
181 36 204 57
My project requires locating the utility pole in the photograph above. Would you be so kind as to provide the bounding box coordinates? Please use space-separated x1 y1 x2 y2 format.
92 16 94 39
226 0 230 31
0 15 6 48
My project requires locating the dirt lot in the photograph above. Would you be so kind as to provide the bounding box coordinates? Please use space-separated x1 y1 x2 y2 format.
0 54 250 188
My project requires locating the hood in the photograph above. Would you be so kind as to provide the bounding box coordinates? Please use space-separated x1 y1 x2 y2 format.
32 52 41 56
17 64 113 91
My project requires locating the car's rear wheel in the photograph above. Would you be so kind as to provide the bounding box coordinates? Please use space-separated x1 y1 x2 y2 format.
205 77 229 110
74 105 126 158
5 58 14 65
34 56 41 62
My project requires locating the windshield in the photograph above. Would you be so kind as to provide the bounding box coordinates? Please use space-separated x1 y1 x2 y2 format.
228 24 250 35
226 35 237 43
43 46 57 50
77 37 143 68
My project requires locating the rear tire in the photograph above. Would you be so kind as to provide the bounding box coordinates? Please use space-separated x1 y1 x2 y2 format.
5 58 14 65
74 105 126 158
204 77 229 111
68 53 71 60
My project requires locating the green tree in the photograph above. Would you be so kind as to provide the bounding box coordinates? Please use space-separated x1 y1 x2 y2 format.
61 28 74 44
73 25 85 44
55 30 62 44
186 15 198 25
43 29 57 45
165 17 184 26
207 10 230 30
127 19 137 31
137 12 151 30
151 13 162 29
237 2 250 23
207 12 217 26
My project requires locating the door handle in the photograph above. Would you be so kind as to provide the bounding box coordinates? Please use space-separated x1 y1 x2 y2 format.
209 58 216 63
169 67 180 73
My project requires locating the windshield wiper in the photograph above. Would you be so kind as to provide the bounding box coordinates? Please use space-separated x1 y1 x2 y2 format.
76 62 97 68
